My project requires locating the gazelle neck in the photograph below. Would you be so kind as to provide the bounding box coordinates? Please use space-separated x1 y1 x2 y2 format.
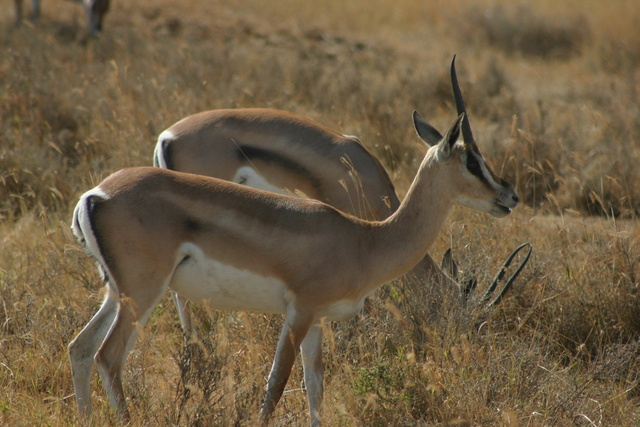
364 147 454 288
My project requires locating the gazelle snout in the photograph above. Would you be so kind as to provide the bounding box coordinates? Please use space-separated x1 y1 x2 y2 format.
491 179 519 217
502 179 519 205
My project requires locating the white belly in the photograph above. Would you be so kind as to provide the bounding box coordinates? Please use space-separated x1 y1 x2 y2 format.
320 298 366 321
170 243 291 314
232 166 290 195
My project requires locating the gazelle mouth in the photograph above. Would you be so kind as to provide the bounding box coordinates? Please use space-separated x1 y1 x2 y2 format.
494 202 512 215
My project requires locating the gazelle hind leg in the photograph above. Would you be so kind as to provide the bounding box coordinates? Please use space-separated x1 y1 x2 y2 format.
68 291 119 417
259 305 315 426
94 285 168 417
301 324 324 427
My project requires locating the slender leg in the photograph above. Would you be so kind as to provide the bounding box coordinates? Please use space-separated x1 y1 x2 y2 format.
30 0 40 20
259 306 315 426
14 0 23 24
93 289 162 418
301 324 324 427
171 291 192 343
68 291 118 417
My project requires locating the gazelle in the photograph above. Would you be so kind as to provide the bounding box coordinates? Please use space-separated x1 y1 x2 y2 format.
14 0 110 36
153 107 457 336
68 59 518 425
13 0 39 23
153 109 401 221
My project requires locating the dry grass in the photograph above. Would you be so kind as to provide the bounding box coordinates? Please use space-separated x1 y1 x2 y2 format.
1 0 639 425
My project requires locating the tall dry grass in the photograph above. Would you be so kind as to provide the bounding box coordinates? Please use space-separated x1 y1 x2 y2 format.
1 0 639 425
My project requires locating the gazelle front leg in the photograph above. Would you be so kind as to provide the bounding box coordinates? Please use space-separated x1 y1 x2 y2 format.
260 304 316 426
301 324 324 427
171 291 192 342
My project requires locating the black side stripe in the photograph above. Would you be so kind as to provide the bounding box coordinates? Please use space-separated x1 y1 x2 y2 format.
235 144 321 189
162 139 175 170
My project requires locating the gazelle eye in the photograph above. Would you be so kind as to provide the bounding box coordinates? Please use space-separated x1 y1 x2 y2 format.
466 152 483 178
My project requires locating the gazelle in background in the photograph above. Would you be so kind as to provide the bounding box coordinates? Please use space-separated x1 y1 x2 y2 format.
68 56 519 425
153 107 457 335
13 0 40 23
13 0 110 36
154 108 401 221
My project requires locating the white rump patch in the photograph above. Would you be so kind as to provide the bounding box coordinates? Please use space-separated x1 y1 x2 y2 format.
72 187 109 250
153 129 175 168
170 243 292 314
72 187 114 288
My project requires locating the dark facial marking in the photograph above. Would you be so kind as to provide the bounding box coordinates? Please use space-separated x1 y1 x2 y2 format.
466 150 484 180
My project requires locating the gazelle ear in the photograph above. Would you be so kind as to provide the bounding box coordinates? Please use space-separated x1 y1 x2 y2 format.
438 113 465 159
413 110 443 147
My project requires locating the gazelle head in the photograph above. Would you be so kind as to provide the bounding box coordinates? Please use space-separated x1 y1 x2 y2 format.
412 56 519 218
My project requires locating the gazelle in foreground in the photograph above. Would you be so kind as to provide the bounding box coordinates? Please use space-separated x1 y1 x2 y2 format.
69 69 518 424
153 107 460 335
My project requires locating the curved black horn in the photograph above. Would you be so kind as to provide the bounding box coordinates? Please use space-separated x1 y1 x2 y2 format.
450 55 475 145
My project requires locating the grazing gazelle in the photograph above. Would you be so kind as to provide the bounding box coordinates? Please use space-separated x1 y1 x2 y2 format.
14 0 110 35
153 107 459 335
153 109 400 221
68 60 518 425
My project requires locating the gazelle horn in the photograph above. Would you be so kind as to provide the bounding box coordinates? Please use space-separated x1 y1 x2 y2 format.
450 55 475 146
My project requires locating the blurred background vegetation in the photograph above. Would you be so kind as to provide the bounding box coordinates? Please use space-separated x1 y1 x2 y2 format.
1 0 639 425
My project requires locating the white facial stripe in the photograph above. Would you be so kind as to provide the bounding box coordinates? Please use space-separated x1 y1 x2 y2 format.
465 146 518 215
466 149 502 192
478 155 502 190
